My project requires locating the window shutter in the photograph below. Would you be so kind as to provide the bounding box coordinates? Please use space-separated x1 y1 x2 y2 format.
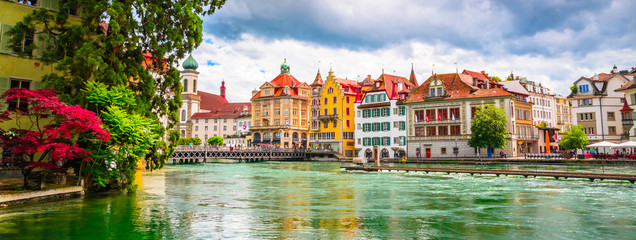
387 108 390 116
0 24 13 54
0 77 10 111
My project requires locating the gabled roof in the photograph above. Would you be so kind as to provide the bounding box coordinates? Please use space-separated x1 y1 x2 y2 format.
406 73 511 103
500 80 531 95
365 73 414 95
335 78 360 95
252 69 309 100
198 91 229 111
192 102 251 119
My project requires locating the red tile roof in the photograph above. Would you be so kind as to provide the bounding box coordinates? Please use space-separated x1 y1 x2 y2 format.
198 91 229 111
361 73 415 101
252 73 309 99
406 73 512 103
335 78 360 95
192 102 251 119
310 70 324 87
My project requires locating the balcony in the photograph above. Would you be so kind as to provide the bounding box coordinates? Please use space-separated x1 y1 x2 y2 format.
318 114 338 120
250 125 292 130
517 135 539 140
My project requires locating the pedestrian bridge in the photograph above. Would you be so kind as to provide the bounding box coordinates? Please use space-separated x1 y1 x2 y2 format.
170 149 307 163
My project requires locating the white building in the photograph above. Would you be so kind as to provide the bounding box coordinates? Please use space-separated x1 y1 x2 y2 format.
571 66 631 143
354 69 418 159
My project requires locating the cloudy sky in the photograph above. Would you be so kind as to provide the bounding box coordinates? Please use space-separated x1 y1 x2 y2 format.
189 0 636 102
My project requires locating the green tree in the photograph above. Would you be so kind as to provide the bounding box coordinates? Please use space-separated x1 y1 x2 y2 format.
490 76 502 82
468 105 509 158
560 125 589 154
192 137 202 145
569 85 578 95
8 0 226 191
506 76 513 81
207 136 224 146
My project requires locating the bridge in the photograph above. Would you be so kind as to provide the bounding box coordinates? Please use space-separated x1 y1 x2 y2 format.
342 165 636 184
170 149 308 164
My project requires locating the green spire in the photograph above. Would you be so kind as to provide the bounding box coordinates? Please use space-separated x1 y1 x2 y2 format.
182 54 198 70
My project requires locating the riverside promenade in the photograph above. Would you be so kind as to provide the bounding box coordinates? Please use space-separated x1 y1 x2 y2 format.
342 165 636 183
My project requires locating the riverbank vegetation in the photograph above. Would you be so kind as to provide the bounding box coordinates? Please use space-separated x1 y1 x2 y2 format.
5 0 227 192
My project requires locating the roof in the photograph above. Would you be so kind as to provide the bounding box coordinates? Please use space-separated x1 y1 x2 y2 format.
252 70 309 100
500 80 531 95
361 73 415 101
406 73 512 103
269 73 302 88
335 78 360 95
198 91 229 111
409 66 419 87
191 102 251 119
310 70 324 87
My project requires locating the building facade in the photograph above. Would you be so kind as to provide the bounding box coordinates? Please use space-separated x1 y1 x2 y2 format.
406 72 518 158
354 68 417 159
308 69 359 157
250 60 311 148
571 66 630 143
175 55 201 138
554 95 572 133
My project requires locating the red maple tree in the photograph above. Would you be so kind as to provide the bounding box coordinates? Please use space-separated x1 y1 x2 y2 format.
0 88 111 188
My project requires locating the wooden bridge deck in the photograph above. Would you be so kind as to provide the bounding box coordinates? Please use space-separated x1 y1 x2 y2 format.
342 165 636 183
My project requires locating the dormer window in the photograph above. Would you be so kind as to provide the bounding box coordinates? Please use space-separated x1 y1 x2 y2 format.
375 82 381 88
428 78 446 97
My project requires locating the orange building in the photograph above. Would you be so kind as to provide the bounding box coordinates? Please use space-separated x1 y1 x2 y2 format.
250 60 311 147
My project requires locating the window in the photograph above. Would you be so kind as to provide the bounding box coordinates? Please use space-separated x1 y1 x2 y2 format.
441 148 447 155
449 108 460 120
223 126 227 131
346 108 350 115
7 79 31 111
333 96 337 104
453 147 459 155
438 126 448 136
609 126 616 135
214 126 217 131
324 108 328 115
346 97 350 103
324 98 328 105
450 125 461 135
426 126 436 136
205 126 208 131
608 112 615 121
346 120 350 128
332 121 337 128
578 85 589 93
195 126 199 131
415 127 425 136
284 108 289 115
324 121 328 128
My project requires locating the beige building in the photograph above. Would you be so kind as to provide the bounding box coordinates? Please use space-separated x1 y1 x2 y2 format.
570 66 631 143
250 60 311 148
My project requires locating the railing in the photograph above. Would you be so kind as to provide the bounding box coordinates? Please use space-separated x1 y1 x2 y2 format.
318 114 338 120
250 125 292 130
517 135 539 140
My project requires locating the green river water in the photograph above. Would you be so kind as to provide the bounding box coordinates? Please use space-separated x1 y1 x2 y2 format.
1 162 636 239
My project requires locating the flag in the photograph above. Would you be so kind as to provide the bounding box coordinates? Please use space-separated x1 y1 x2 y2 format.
286 123 291 127
425 114 429 123
452 113 455 121
552 134 557 141
415 115 419 123
438 113 442 121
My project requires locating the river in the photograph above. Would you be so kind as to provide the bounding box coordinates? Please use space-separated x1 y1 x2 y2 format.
1 162 635 239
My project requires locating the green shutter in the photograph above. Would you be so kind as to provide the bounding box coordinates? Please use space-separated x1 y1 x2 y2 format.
32 80 44 90
387 108 390 116
0 77 10 111
0 24 13 54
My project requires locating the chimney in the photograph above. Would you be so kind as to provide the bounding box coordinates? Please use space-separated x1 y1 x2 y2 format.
220 80 226 99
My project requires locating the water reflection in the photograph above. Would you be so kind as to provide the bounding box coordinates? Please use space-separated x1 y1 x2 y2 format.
1 162 636 239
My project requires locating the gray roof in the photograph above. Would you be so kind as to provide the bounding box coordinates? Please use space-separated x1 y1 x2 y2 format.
499 80 530 95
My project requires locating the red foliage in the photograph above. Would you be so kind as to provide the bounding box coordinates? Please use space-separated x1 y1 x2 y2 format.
0 88 111 168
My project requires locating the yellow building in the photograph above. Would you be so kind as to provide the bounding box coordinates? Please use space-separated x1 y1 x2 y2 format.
250 60 311 148
309 69 359 157
554 95 572 133
0 1 76 97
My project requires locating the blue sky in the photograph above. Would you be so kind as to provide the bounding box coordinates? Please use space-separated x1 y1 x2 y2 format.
190 0 636 102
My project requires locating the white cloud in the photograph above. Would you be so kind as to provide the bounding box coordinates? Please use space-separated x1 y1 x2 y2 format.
187 33 636 103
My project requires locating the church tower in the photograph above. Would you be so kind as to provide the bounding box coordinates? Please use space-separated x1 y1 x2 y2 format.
177 54 202 137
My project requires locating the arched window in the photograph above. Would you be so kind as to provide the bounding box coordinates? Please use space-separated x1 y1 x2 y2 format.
181 110 187 121
193 79 197 92
183 79 188 92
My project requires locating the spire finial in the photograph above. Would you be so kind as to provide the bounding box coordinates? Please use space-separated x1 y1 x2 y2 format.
455 61 458 73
